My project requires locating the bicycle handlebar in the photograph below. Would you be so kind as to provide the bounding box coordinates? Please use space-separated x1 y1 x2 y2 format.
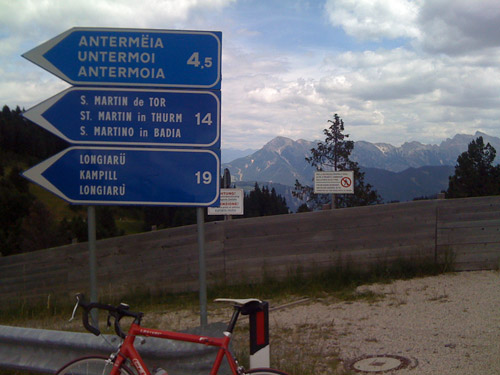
72 293 143 339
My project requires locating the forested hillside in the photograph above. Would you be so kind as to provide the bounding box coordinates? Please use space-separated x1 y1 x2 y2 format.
0 105 290 256
0 105 125 255
0 105 69 162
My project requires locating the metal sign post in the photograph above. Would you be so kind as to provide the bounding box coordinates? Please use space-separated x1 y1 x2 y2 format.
197 207 207 327
87 206 98 324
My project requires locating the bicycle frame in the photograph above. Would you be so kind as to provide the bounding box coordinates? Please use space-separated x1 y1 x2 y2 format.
110 320 239 375
66 295 268 375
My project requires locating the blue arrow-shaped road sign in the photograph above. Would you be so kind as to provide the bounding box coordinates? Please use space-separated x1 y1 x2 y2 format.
22 147 220 206
22 27 221 89
23 87 221 147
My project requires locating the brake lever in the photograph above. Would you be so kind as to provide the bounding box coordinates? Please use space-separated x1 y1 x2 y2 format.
69 295 81 322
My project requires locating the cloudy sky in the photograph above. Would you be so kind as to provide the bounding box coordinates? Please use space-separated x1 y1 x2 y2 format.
1 0 500 150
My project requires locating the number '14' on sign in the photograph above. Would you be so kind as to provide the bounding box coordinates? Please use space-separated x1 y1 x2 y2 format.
195 113 213 125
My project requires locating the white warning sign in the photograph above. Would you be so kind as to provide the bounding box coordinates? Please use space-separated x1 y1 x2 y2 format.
314 171 354 194
208 188 244 215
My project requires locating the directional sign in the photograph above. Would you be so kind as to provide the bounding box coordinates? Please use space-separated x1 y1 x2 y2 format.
22 27 221 89
22 147 220 206
23 87 220 147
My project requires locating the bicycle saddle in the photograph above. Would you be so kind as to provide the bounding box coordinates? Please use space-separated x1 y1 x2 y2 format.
214 298 261 306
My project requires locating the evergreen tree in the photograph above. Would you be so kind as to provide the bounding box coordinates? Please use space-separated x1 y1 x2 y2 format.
96 206 123 239
58 216 87 243
296 203 312 213
294 114 381 209
243 183 289 217
20 200 59 252
172 207 197 227
142 206 199 230
0 105 131 255
0 167 35 255
0 105 67 162
447 136 500 198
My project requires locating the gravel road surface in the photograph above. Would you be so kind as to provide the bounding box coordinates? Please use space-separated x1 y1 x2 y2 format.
270 271 500 374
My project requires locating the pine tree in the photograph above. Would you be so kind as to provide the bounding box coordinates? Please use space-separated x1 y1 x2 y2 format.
0 167 35 255
294 114 381 209
20 200 59 252
447 136 500 198
243 183 289 217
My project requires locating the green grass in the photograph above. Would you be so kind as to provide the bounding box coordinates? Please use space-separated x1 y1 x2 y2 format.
1 255 449 326
30 183 81 222
115 218 145 235
208 255 446 302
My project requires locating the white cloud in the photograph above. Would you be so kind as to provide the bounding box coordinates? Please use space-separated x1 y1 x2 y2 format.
0 0 235 63
2 0 500 151
247 80 325 106
324 0 421 41
268 0 500 148
0 0 235 108
0 0 235 32
417 0 500 55
324 0 500 56
227 36 500 148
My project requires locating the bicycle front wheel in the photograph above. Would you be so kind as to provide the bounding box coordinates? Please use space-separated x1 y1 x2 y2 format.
56 355 135 375
245 368 290 375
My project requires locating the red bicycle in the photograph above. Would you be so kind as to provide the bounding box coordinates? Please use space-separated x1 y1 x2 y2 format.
57 294 289 375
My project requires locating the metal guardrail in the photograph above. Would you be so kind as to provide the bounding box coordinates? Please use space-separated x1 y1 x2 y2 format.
0 323 229 374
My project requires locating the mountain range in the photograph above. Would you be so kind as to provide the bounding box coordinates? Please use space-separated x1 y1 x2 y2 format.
351 131 500 172
222 131 500 208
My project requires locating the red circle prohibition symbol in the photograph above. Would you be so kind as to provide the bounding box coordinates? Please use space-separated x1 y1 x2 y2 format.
340 177 352 187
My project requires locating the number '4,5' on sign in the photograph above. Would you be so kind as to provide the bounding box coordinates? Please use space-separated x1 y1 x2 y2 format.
22 28 222 89
187 52 213 69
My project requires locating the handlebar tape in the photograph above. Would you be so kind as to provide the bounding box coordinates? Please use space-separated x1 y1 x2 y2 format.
82 308 101 336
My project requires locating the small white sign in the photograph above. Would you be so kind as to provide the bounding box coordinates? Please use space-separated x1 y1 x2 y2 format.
314 171 354 194
208 188 244 215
